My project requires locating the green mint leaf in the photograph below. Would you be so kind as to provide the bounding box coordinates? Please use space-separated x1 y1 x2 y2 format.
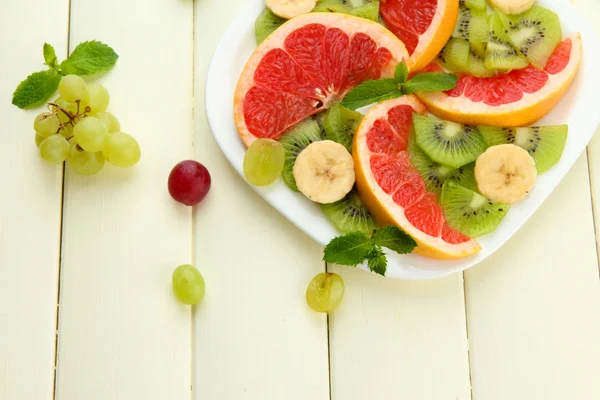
367 247 387 276
372 226 417 255
323 233 373 266
401 72 458 94
341 79 402 110
60 41 118 76
43 43 58 69
12 69 61 109
394 62 408 83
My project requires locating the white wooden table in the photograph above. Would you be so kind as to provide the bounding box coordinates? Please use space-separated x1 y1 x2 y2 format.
2 0 600 399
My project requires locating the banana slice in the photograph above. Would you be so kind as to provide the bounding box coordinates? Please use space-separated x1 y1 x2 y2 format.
293 140 355 204
475 144 537 204
489 0 535 15
265 0 318 19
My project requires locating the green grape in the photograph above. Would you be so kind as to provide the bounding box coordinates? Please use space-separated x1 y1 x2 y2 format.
306 272 345 313
59 75 87 102
60 124 74 139
102 132 141 168
35 133 45 148
94 112 120 133
80 83 109 114
33 113 60 137
52 97 78 123
67 143 105 175
172 264 205 305
39 135 70 164
73 116 108 152
243 138 285 186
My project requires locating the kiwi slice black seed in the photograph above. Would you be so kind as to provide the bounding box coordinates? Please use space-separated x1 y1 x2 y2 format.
452 0 489 43
478 124 568 174
321 189 379 236
408 134 477 196
255 7 286 45
279 118 325 191
413 114 486 168
498 5 562 69
313 0 380 22
467 42 497 77
485 11 529 71
323 104 363 153
438 38 470 72
441 181 510 238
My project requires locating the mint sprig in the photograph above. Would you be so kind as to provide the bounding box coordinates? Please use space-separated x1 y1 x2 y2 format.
12 41 118 109
341 62 458 110
323 226 417 276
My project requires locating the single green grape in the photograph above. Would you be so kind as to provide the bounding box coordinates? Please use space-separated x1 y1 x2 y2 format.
102 132 141 168
94 112 120 133
172 264 205 305
35 133 45 148
60 124 74 139
40 135 70 164
53 97 79 124
34 113 60 137
67 143 105 175
73 116 108 152
81 83 109 114
243 138 285 186
306 272 345 313
59 75 87 102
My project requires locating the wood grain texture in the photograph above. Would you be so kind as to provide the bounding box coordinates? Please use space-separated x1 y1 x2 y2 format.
328 267 472 400
54 0 194 399
465 155 600 400
0 1 69 399
193 1 330 398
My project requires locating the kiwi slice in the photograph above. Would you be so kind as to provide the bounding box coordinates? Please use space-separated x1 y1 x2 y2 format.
323 104 363 153
255 7 286 45
467 42 498 77
321 189 379 236
453 0 489 43
439 38 471 72
408 134 477 195
485 11 529 71
413 114 486 168
478 125 568 173
313 0 380 22
441 181 510 237
498 5 562 69
464 0 486 11
279 118 325 191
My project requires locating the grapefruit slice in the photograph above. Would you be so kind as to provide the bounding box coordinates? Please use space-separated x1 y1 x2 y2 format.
416 34 582 127
380 0 459 72
234 13 411 147
353 95 481 259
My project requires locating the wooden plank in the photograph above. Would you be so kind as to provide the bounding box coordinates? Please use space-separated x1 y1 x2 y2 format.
0 0 69 399
579 0 600 256
328 268 472 400
465 154 600 400
54 0 194 399
192 1 330 399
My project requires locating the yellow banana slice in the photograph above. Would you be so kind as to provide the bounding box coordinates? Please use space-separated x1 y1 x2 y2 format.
475 144 537 204
293 140 355 204
489 0 535 15
265 0 318 19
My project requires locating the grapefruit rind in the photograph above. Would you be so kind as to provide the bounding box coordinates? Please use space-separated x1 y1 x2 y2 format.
234 13 411 147
353 95 482 260
416 34 582 127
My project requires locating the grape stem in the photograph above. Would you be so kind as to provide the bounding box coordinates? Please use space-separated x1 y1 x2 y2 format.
47 101 90 135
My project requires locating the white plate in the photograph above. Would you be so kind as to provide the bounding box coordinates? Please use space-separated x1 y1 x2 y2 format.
205 0 600 279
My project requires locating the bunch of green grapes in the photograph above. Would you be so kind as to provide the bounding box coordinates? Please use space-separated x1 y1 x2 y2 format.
34 75 141 175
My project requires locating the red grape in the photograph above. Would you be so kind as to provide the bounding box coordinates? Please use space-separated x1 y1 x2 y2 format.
168 160 211 206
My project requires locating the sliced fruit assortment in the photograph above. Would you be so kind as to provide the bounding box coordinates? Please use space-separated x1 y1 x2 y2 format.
379 0 459 71
353 95 481 259
235 13 410 147
419 34 582 126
